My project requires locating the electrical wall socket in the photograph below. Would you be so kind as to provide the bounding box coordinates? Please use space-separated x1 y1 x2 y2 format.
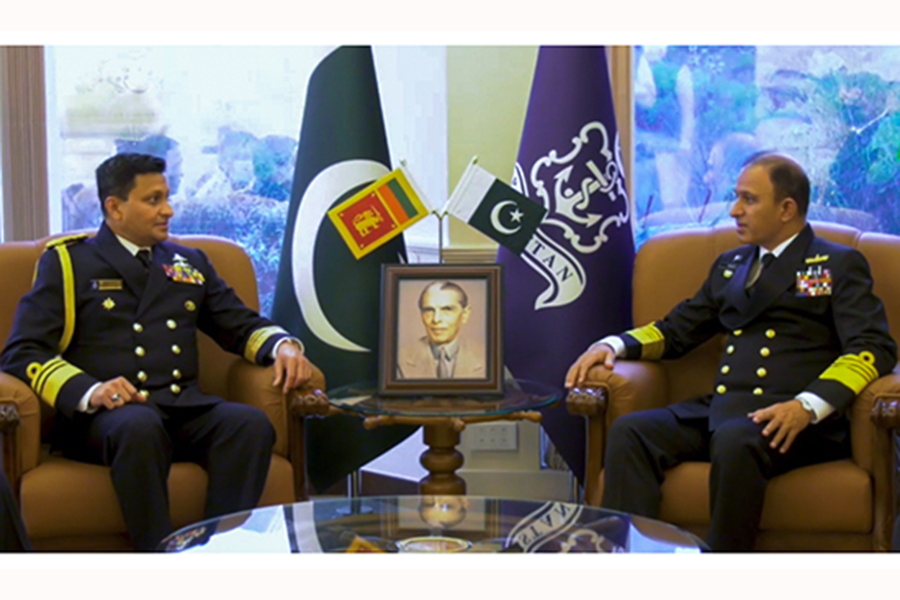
467 422 518 451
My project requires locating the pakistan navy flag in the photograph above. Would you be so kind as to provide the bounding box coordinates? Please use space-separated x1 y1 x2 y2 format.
271 46 415 493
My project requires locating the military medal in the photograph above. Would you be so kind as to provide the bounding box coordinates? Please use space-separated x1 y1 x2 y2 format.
163 254 206 285
796 266 832 297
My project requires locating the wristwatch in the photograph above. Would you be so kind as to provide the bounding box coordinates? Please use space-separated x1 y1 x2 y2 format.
797 397 817 423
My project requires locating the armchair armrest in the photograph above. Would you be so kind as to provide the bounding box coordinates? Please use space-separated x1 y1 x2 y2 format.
868 369 900 432
568 360 670 421
565 360 669 504
863 366 900 551
0 404 19 492
0 371 42 491
226 360 325 458
226 359 326 501
854 368 900 469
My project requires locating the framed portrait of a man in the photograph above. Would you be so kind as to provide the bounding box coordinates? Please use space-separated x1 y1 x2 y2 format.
379 264 503 395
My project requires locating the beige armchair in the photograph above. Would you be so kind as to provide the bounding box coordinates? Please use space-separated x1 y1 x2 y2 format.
567 221 900 551
0 233 324 551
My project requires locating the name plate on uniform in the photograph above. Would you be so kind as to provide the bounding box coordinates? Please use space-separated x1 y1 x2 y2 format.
91 279 124 291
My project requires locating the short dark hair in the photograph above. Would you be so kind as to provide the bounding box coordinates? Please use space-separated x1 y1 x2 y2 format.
418 281 469 310
95 153 166 216
743 152 810 216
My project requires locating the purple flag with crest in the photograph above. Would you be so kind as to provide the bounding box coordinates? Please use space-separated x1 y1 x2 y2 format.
499 46 634 483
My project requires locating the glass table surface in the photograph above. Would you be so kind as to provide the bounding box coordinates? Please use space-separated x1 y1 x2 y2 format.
161 495 707 553
326 379 561 418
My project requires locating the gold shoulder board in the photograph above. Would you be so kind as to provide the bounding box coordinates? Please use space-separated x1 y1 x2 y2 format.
45 233 89 250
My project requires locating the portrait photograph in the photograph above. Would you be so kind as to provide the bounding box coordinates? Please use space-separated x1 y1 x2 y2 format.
379 264 503 395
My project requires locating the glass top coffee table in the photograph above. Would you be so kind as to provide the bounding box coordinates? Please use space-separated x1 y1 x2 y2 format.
324 379 560 495
161 495 707 553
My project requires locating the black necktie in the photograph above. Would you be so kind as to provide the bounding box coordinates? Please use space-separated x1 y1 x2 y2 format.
136 249 152 270
746 252 775 292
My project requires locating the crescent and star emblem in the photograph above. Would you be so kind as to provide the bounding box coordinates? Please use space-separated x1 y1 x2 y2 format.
291 159 390 352
490 200 525 235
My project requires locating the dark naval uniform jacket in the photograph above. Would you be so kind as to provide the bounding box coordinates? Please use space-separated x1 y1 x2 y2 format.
0 223 291 420
619 224 897 442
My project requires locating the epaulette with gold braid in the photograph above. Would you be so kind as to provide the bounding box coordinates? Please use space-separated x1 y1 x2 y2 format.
44 233 89 250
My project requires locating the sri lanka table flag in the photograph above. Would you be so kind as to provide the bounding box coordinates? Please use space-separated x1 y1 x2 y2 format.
328 165 432 259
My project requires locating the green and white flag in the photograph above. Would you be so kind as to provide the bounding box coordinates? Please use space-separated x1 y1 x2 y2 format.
445 162 547 255
271 46 415 493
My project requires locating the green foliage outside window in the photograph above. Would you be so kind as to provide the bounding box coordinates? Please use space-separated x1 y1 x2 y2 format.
634 46 900 247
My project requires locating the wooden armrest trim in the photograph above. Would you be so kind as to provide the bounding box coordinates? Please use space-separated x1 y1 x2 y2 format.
0 404 20 433
871 396 900 429
286 388 331 501
566 387 609 417
0 404 21 495
289 389 334 418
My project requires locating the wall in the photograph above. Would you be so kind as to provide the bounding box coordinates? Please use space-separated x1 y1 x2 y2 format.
446 46 537 255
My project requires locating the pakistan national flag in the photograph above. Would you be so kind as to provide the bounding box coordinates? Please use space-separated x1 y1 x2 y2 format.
445 162 547 255
271 46 416 493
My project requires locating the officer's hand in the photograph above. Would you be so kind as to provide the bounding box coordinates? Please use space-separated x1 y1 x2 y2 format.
748 399 812 454
564 343 617 389
273 340 312 394
90 377 142 410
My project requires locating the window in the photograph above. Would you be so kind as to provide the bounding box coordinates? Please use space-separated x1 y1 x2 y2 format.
633 46 900 246
44 46 446 315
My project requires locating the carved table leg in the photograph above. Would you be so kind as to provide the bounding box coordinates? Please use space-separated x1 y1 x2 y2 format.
419 424 465 495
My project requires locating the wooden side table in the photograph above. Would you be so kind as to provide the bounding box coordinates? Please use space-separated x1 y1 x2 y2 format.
294 380 560 495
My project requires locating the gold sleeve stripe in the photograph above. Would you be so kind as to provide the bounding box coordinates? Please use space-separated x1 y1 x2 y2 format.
54 245 77 353
627 322 666 361
243 326 288 362
32 357 66 394
819 353 880 395
31 357 84 407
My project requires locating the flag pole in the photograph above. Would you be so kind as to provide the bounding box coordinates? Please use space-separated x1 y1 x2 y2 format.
439 155 480 265
436 210 444 264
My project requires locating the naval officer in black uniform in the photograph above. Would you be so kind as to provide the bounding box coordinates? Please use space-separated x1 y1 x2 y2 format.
566 153 897 551
0 153 312 551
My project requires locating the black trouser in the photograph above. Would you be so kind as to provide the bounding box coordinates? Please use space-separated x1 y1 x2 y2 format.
601 407 849 551
0 468 31 552
61 401 275 551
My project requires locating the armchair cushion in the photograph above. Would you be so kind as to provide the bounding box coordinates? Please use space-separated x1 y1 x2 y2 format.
656 460 872 532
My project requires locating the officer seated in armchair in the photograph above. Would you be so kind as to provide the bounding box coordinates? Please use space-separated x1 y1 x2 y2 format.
566 153 897 551
1 153 312 551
